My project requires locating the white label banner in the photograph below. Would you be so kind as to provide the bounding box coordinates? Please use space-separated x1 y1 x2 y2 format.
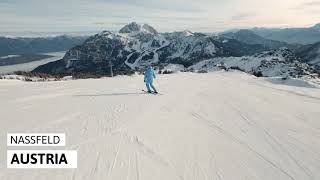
7 133 65 146
7 150 77 169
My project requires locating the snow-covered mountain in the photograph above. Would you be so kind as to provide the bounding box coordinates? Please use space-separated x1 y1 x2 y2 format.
32 22 319 79
189 48 318 78
119 22 158 34
220 29 297 50
296 42 320 69
250 23 320 45
33 22 268 75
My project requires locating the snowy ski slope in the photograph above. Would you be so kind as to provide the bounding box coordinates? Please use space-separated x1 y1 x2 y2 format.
1 71 320 180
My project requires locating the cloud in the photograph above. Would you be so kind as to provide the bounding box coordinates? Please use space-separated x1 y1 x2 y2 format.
231 12 256 21
96 0 205 12
301 0 320 6
290 0 320 11
0 0 319 33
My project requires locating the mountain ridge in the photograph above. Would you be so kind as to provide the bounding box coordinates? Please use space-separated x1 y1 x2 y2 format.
0 35 88 56
220 29 298 50
33 22 319 78
33 23 268 75
296 42 320 69
250 23 320 44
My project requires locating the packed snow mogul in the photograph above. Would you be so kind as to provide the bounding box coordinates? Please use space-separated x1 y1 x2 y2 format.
144 66 158 94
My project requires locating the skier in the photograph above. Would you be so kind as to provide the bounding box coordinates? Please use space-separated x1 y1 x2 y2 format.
144 66 158 94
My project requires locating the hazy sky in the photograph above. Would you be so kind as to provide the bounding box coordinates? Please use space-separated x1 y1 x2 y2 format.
0 0 319 33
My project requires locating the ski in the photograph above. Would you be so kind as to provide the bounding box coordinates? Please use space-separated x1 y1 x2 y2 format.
141 90 162 95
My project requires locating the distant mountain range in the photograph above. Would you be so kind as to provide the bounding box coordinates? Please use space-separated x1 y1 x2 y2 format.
189 47 318 78
0 35 88 56
32 22 320 79
33 22 272 75
249 23 320 45
219 25 320 72
220 29 299 50
295 42 320 69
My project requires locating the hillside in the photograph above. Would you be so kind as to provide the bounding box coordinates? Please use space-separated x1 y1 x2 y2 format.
296 42 320 69
0 35 88 56
251 23 320 45
32 23 320 78
189 48 319 78
220 29 296 50
1 71 320 180
33 22 268 75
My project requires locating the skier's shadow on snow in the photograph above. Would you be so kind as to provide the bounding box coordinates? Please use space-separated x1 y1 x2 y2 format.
73 92 146 97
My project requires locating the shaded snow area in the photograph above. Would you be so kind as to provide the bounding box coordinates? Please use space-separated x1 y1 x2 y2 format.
189 55 315 78
1 71 320 180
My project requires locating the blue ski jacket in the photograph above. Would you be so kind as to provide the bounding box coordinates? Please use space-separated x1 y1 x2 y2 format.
144 67 156 83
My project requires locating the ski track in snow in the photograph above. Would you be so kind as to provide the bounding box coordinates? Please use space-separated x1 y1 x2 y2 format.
1 71 320 180
124 36 170 69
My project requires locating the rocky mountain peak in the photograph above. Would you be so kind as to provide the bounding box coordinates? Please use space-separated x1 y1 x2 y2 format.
182 30 194 36
33 23 319 78
119 22 158 34
142 24 158 34
119 22 141 33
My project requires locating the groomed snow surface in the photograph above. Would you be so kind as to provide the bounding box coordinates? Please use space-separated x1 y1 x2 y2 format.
1 71 320 180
